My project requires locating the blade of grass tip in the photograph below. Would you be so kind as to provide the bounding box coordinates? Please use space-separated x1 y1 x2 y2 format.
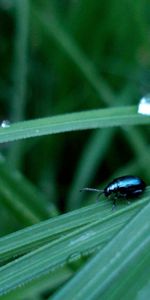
32 6 115 104
0 106 150 143
67 128 114 210
50 198 150 300
8 0 29 169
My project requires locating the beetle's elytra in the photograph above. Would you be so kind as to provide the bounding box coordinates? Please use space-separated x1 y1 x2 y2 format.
80 175 146 207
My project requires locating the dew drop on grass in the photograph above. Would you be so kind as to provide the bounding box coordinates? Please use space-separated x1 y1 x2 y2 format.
68 252 81 263
138 94 150 115
69 231 95 246
1 120 10 128
67 252 82 270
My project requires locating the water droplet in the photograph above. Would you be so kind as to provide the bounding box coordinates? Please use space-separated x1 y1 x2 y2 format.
67 252 82 270
69 231 95 246
35 129 40 134
138 94 150 116
68 252 81 263
1 120 10 128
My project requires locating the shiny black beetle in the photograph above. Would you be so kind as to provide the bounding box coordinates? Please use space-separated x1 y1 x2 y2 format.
80 175 146 207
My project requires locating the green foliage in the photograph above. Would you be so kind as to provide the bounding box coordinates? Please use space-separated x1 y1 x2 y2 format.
0 0 150 299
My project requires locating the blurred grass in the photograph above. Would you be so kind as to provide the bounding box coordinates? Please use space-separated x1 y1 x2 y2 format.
0 0 150 299
8 0 29 169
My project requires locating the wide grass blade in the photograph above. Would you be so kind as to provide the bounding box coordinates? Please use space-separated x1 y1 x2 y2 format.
1 192 149 263
1 267 73 300
0 192 149 295
50 197 150 300
0 106 149 143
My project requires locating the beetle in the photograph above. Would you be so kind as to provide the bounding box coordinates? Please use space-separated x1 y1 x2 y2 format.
80 175 146 208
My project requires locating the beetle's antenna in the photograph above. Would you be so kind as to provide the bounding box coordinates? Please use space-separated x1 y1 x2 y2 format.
80 188 103 193
80 188 104 202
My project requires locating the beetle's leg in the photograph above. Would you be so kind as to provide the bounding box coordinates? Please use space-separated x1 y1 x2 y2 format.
112 197 117 210
112 203 116 211
116 193 131 205
111 193 118 210
119 193 131 205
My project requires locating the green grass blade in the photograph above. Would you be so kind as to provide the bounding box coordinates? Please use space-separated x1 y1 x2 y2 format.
50 198 150 300
9 0 29 168
0 193 149 295
67 128 114 210
1 267 73 300
1 192 149 263
0 106 149 143
0 201 107 262
33 7 115 104
11 0 29 122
